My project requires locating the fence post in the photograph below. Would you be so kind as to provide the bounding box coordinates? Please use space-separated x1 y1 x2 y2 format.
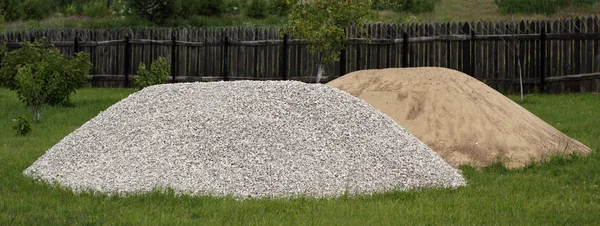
171 31 177 83
280 33 289 80
124 35 131 88
339 31 346 77
540 25 547 93
73 32 80 55
222 31 229 81
462 22 472 75
402 32 409 67
356 42 361 70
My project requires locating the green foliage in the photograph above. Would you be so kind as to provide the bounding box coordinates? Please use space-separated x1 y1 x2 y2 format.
0 39 92 107
126 0 176 24
372 0 438 13
172 0 223 19
267 0 290 16
108 0 130 16
22 0 55 20
125 0 224 24
224 0 242 15
247 0 268 19
196 0 225 16
494 0 600 15
81 0 111 17
78 15 153 28
134 56 170 89
11 115 32 136
284 0 374 64
65 4 78 16
0 0 58 21
2 0 26 21
15 64 46 122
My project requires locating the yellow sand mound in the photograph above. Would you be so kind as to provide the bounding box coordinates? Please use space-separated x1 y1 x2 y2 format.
328 67 590 168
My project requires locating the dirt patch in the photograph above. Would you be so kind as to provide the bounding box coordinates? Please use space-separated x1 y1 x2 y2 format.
328 67 591 169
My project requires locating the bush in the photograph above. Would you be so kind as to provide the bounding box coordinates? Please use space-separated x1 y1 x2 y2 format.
267 0 289 16
22 0 55 20
494 0 599 15
126 0 176 24
126 0 223 24
372 0 438 13
0 39 92 107
224 0 241 15
65 4 78 16
134 56 170 89
196 0 224 16
81 0 110 17
12 115 32 136
247 0 267 19
2 0 25 21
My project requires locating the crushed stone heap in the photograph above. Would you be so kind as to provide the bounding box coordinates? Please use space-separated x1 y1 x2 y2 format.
24 81 466 198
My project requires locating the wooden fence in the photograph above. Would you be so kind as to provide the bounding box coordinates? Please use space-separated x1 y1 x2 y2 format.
2 16 600 93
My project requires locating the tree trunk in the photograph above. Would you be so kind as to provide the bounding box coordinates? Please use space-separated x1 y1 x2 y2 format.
316 64 324 83
31 104 40 123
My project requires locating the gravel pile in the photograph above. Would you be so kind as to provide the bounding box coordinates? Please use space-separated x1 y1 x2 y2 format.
24 81 466 198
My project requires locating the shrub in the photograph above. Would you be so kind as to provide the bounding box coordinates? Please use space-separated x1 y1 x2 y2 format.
12 115 32 136
224 0 241 15
65 4 78 16
108 0 130 16
267 0 289 16
0 39 92 107
247 0 267 19
22 0 55 20
2 0 25 21
126 0 176 24
134 56 170 89
372 0 438 13
196 0 224 16
81 0 110 17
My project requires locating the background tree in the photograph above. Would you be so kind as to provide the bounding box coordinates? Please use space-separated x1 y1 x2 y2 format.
284 0 374 83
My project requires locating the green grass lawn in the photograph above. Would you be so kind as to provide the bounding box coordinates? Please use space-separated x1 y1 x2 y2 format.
1 88 599 225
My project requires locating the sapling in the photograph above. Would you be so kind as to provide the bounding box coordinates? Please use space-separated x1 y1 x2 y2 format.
284 0 374 83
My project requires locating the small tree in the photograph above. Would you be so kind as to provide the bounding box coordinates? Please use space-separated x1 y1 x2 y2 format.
15 64 47 122
284 0 374 83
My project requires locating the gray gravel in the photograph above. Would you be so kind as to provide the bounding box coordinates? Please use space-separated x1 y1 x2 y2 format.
24 81 466 198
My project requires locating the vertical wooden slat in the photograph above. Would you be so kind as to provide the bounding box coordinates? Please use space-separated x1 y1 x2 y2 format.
594 16 600 74
586 17 594 74
475 22 483 79
574 18 582 75
409 23 416 67
550 21 559 78
450 22 459 70
427 23 435 67
494 21 503 83
439 23 448 68
562 19 572 76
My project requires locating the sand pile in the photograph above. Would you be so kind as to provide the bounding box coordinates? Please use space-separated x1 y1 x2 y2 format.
328 67 590 168
24 81 466 198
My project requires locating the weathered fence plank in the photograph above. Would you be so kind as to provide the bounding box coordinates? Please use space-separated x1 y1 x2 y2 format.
2 18 600 92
